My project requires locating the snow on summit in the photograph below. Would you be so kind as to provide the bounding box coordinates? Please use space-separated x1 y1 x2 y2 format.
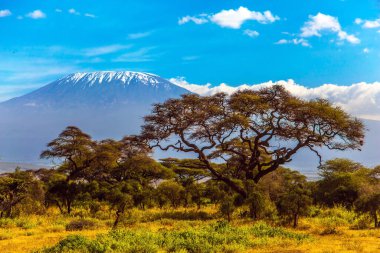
58 71 160 87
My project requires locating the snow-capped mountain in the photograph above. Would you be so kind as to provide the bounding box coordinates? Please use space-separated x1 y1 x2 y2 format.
0 71 190 163
3 71 187 108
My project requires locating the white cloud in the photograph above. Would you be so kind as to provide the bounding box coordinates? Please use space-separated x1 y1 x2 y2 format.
275 38 310 47
178 7 279 29
26 10 46 19
84 13 96 18
244 29 259 37
82 44 132 57
363 48 369 53
68 8 80 15
354 18 363 25
301 13 360 44
276 39 288 44
178 15 208 25
0 9 11 17
169 78 380 121
362 18 380 28
210 7 279 29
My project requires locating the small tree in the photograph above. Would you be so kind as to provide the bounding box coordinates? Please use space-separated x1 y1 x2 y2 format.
316 159 368 208
0 169 42 217
156 180 184 208
276 170 312 227
219 196 236 222
355 166 380 228
355 193 380 228
161 158 209 207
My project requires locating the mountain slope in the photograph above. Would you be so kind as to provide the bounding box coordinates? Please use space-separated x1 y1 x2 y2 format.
0 71 190 162
3 71 186 108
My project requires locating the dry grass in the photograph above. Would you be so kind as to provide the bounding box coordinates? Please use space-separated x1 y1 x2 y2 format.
0 207 379 253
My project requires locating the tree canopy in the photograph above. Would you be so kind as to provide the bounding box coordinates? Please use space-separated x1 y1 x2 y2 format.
141 85 364 198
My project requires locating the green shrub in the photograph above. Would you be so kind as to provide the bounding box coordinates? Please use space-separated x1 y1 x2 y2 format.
0 231 13 240
41 221 311 253
38 235 103 253
350 215 372 230
149 210 213 222
0 218 16 228
250 221 309 241
15 217 41 229
65 219 98 231
317 206 356 224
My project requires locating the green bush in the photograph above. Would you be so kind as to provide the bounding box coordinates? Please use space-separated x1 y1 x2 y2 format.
151 210 213 221
250 221 309 241
65 219 98 231
350 215 372 230
0 218 16 228
38 235 103 253
41 221 311 253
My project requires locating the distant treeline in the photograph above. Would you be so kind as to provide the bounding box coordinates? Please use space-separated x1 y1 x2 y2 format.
0 126 378 228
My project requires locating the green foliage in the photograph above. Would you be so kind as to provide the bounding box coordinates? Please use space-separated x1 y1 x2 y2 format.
65 219 99 231
40 221 310 253
219 196 236 221
250 221 309 241
156 180 185 208
38 235 99 253
141 86 364 199
0 169 44 217
315 159 368 208
275 169 312 227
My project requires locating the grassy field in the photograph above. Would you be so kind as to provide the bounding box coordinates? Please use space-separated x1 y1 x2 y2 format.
0 206 379 253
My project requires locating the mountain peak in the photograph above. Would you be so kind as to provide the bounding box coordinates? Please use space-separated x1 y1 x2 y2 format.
58 71 161 87
1 70 190 108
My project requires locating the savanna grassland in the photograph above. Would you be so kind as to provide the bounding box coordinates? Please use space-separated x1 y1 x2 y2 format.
0 206 379 253
1 86 379 252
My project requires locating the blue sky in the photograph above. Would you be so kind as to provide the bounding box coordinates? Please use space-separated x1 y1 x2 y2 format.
1 0 380 101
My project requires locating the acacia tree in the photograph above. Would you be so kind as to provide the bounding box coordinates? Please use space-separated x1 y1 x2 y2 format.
40 126 96 213
40 126 95 181
141 85 364 199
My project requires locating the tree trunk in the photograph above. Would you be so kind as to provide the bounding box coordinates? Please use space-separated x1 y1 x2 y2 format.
249 204 257 220
374 212 378 228
67 200 71 214
54 200 64 214
293 213 298 228
113 210 122 229
6 206 12 218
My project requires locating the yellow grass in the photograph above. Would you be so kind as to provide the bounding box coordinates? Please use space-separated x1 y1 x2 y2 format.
0 207 379 253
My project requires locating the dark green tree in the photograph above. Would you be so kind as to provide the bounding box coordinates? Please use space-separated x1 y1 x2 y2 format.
275 169 312 227
0 169 43 217
316 159 368 208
